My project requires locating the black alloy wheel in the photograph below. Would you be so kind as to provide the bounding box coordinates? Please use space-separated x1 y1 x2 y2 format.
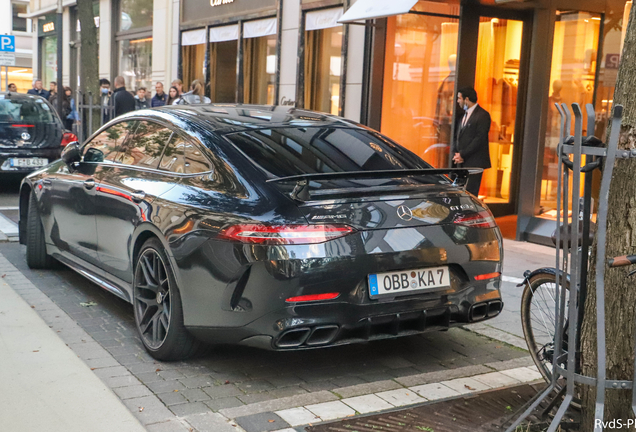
133 238 201 360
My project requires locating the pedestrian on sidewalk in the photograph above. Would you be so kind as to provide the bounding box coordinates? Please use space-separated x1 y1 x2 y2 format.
100 78 112 123
49 89 72 127
451 86 492 197
111 76 135 117
171 79 184 96
134 87 149 110
48 81 57 101
65 87 80 131
177 80 211 104
166 86 180 105
27 79 49 99
151 82 167 107
8 83 17 93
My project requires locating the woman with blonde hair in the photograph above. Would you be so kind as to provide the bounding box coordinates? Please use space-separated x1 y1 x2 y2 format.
178 79 211 104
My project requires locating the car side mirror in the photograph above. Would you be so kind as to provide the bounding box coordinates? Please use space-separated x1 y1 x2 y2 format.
61 141 81 166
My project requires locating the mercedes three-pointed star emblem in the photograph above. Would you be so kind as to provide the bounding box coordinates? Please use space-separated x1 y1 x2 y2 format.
397 205 413 221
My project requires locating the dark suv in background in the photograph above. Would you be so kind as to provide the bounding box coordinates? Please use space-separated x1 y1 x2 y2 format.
0 92 76 175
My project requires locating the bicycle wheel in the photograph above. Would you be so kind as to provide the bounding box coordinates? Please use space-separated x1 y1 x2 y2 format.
520 271 569 383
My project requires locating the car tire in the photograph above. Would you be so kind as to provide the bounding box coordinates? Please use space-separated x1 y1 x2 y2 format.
133 237 202 361
26 191 55 269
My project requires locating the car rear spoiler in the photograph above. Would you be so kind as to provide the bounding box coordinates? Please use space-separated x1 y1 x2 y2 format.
266 168 484 202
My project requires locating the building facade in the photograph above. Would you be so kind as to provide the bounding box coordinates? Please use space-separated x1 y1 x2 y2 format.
1 0 34 93
27 0 632 245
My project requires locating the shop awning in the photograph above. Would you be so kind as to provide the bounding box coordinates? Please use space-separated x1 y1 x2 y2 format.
209 24 239 43
19 0 77 19
182 28 206 46
306 8 344 31
338 0 419 24
244 18 277 39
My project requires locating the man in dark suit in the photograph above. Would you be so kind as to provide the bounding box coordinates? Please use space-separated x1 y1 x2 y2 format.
111 76 136 118
451 87 491 197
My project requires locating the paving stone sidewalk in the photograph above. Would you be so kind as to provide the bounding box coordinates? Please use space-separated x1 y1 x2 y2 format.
0 241 534 432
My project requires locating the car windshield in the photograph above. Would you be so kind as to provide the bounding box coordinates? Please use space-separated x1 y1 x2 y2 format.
225 127 434 177
0 97 55 123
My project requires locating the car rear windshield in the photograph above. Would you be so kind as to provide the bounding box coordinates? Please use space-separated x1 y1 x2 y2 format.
225 127 434 179
0 97 55 124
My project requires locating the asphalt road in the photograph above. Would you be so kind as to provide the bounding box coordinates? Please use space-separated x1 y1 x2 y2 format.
0 174 22 223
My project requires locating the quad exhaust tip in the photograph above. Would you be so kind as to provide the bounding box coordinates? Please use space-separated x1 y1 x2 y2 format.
276 325 340 348
470 300 503 322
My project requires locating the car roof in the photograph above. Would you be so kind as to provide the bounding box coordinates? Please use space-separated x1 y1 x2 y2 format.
0 92 49 102
151 104 366 135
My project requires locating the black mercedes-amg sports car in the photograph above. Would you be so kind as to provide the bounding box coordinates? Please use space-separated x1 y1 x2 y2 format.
19 105 503 360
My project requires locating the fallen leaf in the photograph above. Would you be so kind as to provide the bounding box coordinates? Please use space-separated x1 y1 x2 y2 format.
138 407 144 412
268 420 275 423
80 301 98 307
33 350 39 352
91 368 96 370
174 390 179 392
464 385 476 390
224 380 230 385
31 305 35 308
155 368 162 372
1 274 5 278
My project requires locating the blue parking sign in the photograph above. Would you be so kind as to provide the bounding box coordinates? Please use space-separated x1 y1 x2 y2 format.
0 36 16 53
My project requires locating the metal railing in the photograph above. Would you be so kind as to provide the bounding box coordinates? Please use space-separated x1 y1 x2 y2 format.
75 90 115 143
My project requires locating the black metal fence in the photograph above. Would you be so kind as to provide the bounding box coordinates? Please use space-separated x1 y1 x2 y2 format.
74 90 115 143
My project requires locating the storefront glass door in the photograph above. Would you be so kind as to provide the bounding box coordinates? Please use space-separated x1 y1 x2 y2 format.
474 17 524 205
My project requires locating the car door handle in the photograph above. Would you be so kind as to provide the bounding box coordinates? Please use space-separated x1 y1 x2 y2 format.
130 191 146 203
84 179 95 190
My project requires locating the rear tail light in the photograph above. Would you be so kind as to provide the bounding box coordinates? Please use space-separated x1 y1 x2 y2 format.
453 210 497 229
10 124 35 128
61 132 78 147
474 272 501 281
218 224 356 245
285 293 340 303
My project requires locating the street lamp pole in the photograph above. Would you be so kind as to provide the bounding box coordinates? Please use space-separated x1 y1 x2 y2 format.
56 0 63 122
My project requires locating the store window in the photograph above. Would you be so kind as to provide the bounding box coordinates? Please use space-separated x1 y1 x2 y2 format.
118 38 153 91
116 0 152 91
243 18 277 105
209 25 238 103
380 8 459 168
1 67 33 93
182 29 207 90
12 3 28 32
539 11 601 218
474 18 524 203
593 1 631 139
119 0 152 31
40 35 57 87
304 8 343 115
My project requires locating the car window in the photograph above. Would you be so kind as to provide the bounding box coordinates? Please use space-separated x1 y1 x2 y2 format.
224 127 430 177
158 135 186 173
115 121 173 168
0 97 54 123
184 141 212 174
83 121 137 163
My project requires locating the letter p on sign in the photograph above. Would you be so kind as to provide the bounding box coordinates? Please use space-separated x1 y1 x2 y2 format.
0 36 16 52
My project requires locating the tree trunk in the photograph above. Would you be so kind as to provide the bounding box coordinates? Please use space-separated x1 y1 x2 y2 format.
580 6 636 431
76 0 100 134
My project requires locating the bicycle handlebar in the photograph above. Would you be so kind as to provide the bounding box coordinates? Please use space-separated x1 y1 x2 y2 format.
608 254 636 268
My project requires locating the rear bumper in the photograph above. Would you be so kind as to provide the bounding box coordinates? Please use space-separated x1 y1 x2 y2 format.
0 148 61 173
186 279 503 350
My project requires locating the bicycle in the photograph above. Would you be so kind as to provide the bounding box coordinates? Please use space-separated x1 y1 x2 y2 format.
520 250 636 384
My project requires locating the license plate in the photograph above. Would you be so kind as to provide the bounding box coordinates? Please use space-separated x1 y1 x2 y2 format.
368 266 450 298
10 158 48 167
